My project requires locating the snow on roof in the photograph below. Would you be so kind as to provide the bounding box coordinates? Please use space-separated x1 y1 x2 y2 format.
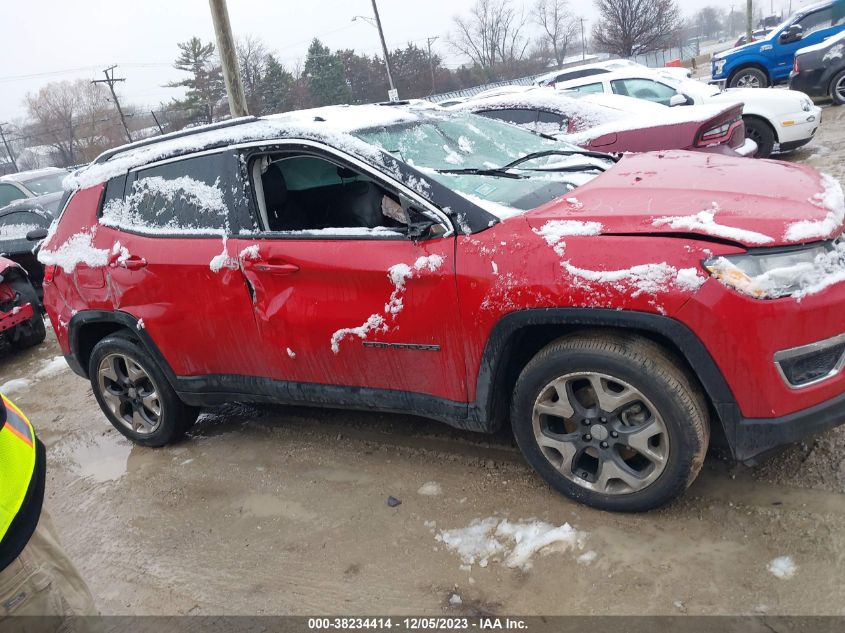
0 167 66 183
797 29 845 56
451 88 623 127
66 103 441 191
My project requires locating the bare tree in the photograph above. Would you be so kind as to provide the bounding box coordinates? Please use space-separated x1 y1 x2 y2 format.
450 0 530 80
592 0 682 58
24 80 127 166
237 35 269 115
533 0 580 66
696 6 723 39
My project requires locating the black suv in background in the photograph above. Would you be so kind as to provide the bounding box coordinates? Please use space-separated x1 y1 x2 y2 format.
790 30 845 104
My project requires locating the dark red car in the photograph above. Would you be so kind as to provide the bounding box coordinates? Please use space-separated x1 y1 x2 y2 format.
449 88 754 156
39 105 845 511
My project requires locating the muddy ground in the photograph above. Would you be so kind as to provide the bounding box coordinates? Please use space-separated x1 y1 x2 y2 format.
3 106 845 617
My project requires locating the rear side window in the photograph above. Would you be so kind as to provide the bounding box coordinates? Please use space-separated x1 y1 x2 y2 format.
0 184 25 207
101 153 237 235
571 82 604 94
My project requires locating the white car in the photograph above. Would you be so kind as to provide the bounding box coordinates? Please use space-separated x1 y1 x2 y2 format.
0 167 69 212
551 68 822 158
535 59 692 88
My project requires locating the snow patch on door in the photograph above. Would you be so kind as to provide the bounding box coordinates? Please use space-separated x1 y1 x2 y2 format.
37 229 110 273
330 254 444 353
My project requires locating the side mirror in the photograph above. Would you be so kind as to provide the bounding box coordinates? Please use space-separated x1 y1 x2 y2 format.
669 94 689 107
779 25 803 44
26 228 48 241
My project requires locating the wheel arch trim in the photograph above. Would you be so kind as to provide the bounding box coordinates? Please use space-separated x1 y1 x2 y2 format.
473 308 741 444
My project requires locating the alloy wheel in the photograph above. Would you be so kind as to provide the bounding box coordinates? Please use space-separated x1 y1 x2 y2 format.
735 73 762 88
531 372 669 495
835 76 845 102
97 353 163 435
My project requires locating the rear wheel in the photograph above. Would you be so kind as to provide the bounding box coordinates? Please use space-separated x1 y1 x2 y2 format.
8 276 45 350
89 334 198 447
831 70 845 106
511 332 709 512
743 116 775 158
729 67 768 88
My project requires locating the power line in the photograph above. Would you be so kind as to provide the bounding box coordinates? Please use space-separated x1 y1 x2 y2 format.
92 65 133 143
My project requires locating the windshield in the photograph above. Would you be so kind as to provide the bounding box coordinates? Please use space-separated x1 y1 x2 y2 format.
21 172 68 195
353 111 613 217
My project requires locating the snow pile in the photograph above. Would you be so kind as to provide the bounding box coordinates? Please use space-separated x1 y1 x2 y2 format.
417 482 443 496
37 229 110 273
767 556 797 579
110 241 130 265
436 517 586 571
34 356 68 379
239 244 261 260
652 203 774 245
563 261 707 298
0 378 32 395
707 239 845 300
330 254 444 353
275 226 402 237
534 219 603 256
823 43 844 63
286 347 296 359
784 174 845 242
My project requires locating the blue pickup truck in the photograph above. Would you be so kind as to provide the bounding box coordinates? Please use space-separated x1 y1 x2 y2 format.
711 0 845 88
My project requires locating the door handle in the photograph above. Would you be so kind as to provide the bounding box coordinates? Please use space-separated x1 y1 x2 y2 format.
253 262 299 275
119 256 147 271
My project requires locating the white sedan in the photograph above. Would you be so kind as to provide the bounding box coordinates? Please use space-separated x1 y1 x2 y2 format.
552 67 822 158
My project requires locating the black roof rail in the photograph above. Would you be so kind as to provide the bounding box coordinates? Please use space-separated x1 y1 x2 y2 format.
93 116 260 165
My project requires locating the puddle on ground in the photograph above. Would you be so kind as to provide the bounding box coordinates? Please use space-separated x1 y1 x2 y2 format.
63 432 133 483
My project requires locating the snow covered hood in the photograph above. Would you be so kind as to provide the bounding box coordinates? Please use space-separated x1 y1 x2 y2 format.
524 151 845 248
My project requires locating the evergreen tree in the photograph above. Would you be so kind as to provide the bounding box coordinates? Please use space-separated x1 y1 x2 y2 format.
166 37 226 124
303 39 352 107
261 54 295 114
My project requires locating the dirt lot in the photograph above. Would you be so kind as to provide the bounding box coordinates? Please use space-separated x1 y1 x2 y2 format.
4 106 845 617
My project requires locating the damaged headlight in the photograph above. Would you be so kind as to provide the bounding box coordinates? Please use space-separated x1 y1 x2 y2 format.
704 242 839 298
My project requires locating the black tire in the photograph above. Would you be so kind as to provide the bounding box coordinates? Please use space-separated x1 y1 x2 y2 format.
510 331 709 512
831 70 845 106
729 67 768 89
8 276 45 349
743 116 775 158
88 334 198 447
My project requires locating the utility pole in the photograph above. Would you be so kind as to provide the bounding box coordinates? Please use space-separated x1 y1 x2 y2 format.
0 124 18 173
151 111 165 135
580 19 586 61
370 0 397 101
92 66 132 143
208 0 249 118
747 0 753 42
426 36 439 95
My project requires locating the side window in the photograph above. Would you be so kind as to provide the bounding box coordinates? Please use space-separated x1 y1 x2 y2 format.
0 184 26 207
797 8 834 34
570 82 604 94
477 109 538 127
611 79 677 105
554 68 608 83
250 153 413 237
536 110 569 134
102 153 236 234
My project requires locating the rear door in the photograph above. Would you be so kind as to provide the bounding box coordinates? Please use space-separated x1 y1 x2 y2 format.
231 144 467 404
97 151 265 378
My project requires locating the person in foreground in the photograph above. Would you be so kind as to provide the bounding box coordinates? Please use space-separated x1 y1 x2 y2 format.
0 392 97 630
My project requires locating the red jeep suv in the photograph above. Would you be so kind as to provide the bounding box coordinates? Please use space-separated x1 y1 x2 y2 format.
39 104 845 511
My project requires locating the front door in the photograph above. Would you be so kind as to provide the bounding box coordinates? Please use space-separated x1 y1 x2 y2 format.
232 149 467 404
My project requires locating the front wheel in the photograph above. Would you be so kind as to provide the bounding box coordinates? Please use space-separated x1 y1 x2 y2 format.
831 70 845 106
8 276 45 349
729 67 768 89
743 116 775 158
89 334 198 447
511 332 710 512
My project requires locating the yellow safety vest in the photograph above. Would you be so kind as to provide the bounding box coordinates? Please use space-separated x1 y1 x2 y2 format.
0 395 36 543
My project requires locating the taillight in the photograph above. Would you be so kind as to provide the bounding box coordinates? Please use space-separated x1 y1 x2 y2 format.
43 265 57 285
793 57 800 73
696 108 743 147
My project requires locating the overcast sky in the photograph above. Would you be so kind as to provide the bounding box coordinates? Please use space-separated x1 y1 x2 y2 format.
0 0 809 123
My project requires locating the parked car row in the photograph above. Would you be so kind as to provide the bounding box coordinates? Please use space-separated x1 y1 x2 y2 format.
33 98 845 513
